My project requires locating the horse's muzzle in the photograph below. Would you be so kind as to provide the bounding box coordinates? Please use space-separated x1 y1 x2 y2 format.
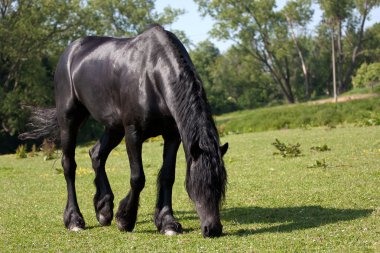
201 220 223 238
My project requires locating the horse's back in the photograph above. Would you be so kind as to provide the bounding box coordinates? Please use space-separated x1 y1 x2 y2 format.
54 26 182 131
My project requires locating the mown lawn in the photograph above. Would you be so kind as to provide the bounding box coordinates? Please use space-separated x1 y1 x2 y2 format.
1 125 379 252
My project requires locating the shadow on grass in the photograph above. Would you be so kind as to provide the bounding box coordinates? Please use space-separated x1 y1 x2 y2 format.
95 205 372 236
221 205 373 236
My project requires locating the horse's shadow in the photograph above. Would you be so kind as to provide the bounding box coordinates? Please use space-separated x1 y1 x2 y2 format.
219 205 373 236
172 205 372 236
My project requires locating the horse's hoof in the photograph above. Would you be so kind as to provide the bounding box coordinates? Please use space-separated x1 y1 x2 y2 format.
164 229 179 236
98 214 110 226
64 208 86 231
115 217 135 232
94 194 114 226
96 206 113 226
68 225 84 232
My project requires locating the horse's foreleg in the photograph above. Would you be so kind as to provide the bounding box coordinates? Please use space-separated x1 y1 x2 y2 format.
115 126 145 232
90 128 123 226
154 133 182 235
60 116 86 231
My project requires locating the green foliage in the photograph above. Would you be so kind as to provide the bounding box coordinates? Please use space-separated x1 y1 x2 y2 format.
355 112 380 126
352 62 380 89
0 0 185 148
29 144 38 157
308 159 328 169
272 138 302 158
15 144 27 159
363 23 380 62
311 144 331 152
318 0 353 21
195 0 299 103
190 42 280 114
41 139 56 161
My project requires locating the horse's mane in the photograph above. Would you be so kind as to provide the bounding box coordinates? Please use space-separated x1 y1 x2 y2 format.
161 26 227 207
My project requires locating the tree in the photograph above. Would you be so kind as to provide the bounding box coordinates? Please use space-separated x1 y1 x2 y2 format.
195 0 315 103
361 23 380 62
86 0 184 36
318 0 380 93
211 47 279 111
190 40 279 113
283 0 313 99
0 0 184 153
190 40 221 91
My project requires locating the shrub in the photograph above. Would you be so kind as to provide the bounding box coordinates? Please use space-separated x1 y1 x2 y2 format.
41 139 56 161
352 62 380 89
308 159 328 169
272 139 302 158
311 144 331 152
15 144 27 159
355 112 380 126
29 144 38 157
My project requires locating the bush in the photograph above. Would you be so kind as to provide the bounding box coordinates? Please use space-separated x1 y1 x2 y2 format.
29 144 38 157
15 144 27 159
41 139 56 161
272 139 302 158
352 62 380 89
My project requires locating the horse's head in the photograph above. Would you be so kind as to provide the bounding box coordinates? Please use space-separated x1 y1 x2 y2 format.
187 142 228 237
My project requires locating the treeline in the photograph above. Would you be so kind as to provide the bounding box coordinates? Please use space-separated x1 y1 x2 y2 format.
1 0 380 153
190 0 380 113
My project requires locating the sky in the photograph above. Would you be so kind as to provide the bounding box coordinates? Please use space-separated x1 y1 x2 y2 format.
155 0 380 52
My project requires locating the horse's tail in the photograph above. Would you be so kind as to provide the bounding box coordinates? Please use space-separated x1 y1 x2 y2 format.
18 107 59 141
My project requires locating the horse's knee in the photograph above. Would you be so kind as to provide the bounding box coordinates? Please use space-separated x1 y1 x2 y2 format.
62 155 77 177
89 144 102 169
131 174 145 192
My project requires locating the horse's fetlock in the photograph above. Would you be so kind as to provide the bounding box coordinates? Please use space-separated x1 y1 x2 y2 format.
131 175 145 191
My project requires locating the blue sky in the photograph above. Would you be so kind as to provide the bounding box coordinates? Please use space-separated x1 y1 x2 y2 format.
155 0 380 52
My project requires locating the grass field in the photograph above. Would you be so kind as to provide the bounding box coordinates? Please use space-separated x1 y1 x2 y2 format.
1 125 380 252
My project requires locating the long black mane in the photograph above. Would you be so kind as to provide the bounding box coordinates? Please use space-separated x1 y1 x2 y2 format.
164 29 227 208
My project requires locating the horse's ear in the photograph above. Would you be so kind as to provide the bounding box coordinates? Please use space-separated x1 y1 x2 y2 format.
190 141 202 161
220 142 229 157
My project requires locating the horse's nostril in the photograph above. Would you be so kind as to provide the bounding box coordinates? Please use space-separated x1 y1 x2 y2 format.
203 225 209 237
202 223 222 238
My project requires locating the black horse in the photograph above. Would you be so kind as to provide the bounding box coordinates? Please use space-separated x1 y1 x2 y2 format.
20 24 228 238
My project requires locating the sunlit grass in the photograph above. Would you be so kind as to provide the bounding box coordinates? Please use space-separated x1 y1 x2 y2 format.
1 125 379 252
215 98 380 134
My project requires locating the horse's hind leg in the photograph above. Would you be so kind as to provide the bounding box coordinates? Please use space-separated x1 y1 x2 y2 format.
154 132 183 235
115 126 145 232
89 128 123 226
59 107 88 231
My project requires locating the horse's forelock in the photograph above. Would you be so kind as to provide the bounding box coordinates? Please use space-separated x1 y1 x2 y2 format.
186 148 227 208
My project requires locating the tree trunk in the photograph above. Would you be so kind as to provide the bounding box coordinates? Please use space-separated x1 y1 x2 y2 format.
331 26 338 103
343 2 369 90
287 17 310 99
337 20 344 93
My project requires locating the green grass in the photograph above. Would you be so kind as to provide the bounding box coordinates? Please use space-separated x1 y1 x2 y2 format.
341 85 380 95
1 125 379 252
216 98 380 134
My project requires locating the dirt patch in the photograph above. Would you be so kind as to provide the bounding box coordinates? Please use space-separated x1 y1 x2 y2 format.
309 93 380 105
